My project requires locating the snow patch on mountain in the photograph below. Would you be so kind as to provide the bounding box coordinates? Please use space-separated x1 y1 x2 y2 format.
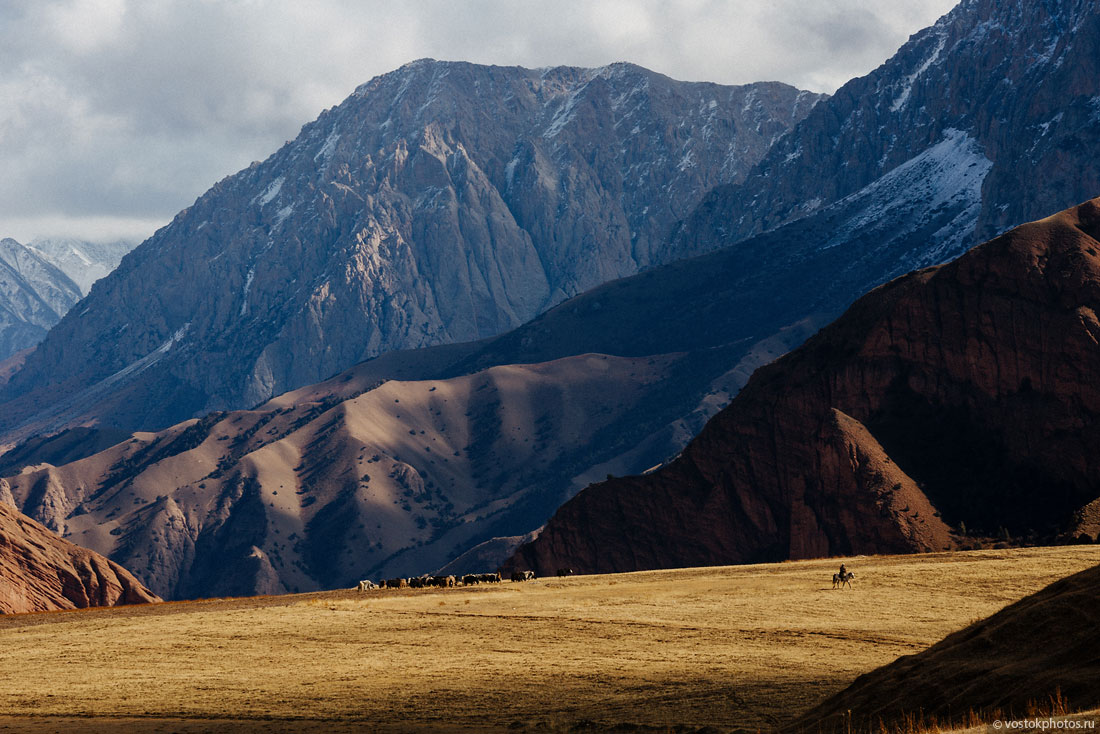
890 33 947 112
543 84 586 139
255 177 284 206
4 321 192 440
274 205 294 228
314 131 340 162
820 128 992 269
69 248 93 267
108 322 192 385
240 267 255 316
0 238 86 359
27 237 136 295
1037 113 1064 136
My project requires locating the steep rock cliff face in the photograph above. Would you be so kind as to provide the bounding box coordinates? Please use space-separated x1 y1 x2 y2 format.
442 0 1100 421
507 199 1100 575
675 0 1100 257
0 500 159 614
0 61 821 439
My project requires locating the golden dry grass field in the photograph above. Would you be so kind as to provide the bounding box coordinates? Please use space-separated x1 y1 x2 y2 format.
1 546 1099 733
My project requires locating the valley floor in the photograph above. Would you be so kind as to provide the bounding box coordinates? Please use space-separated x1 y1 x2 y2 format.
1 547 1099 733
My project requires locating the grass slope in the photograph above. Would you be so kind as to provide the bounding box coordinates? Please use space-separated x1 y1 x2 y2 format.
0 547 1098 732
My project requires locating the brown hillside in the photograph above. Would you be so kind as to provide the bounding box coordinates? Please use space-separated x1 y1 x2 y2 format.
0 500 159 614
790 562 1100 732
508 197 1100 576
1 353 699 599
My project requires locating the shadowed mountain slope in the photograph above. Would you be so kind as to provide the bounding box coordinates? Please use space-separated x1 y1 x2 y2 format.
507 198 1100 575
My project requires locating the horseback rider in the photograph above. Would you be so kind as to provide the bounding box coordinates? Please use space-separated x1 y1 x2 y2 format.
838 563 847 579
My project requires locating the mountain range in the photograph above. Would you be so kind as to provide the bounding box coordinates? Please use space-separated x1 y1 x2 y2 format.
2 0 1098 451
0 238 82 361
1 0 1099 598
506 198 1100 575
0 351 704 597
26 238 136 296
675 0 1100 255
0 63 821 438
0 237 135 363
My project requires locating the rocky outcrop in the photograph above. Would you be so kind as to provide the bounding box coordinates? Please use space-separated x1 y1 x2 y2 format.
0 61 822 441
0 238 83 361
789 562 1100 732
0 499 159 614
507 199 1100 575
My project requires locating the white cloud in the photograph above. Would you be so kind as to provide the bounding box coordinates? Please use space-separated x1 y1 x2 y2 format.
0 0 958 243
43 0 127 54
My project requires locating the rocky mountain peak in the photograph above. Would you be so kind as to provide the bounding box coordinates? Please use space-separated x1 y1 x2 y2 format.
0 60 822 439
674 0 1100 257
26 237 136 295
0 237 83 361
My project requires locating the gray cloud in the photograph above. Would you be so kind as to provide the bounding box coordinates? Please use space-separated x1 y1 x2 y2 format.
0 0 957 242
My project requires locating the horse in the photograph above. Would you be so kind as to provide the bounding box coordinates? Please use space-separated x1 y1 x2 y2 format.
832 571 855 589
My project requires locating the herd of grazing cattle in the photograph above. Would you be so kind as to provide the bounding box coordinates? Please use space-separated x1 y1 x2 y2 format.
355 568 573 592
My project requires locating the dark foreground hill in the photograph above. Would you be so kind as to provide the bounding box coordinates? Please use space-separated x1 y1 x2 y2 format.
0 500 159 614
507 198 1100 576
789 562 1100 732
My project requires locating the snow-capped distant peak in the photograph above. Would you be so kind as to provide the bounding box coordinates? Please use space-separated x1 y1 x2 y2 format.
26 237 137 295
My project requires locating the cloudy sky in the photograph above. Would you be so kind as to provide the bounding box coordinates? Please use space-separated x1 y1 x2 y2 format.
0 0 957 243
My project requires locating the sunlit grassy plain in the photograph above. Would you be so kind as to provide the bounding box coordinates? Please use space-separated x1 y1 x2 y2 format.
1 546 1099 733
